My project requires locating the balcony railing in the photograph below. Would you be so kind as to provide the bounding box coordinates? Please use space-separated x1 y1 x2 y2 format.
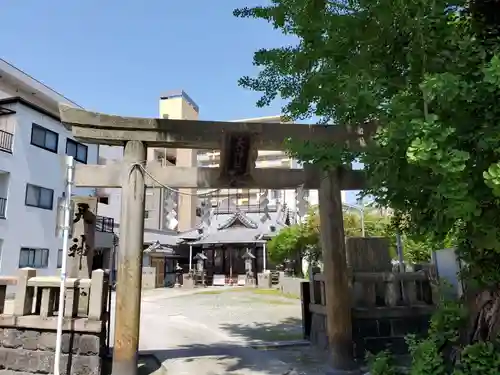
0 198 6 219
0 130 13 153
96 216 114 233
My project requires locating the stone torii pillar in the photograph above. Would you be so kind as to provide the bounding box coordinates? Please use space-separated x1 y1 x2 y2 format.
59 104 375 374
319 169 353 370
114 140 146 375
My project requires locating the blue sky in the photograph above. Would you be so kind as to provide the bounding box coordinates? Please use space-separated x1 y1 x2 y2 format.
2 0 289 119
2 0 360 203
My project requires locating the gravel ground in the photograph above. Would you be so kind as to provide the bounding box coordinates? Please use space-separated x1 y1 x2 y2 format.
164 288 305 344
261 347 332 375
148 287 332 375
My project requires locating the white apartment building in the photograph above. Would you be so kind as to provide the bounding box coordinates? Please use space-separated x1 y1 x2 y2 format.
0 59 106 278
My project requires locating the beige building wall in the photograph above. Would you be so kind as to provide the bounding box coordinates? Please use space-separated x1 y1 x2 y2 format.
158 91 199 232
144 188 162 229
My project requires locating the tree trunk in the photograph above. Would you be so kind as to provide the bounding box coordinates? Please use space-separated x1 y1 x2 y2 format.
469 0 500 44
294 253 304 278
463 286 500 343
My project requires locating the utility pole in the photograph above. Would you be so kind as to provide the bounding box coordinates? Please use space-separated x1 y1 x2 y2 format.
344 200 366 237
396 232 405 272
357 197 365 237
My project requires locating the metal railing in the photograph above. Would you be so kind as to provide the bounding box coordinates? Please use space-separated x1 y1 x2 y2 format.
96 215 114 232
0 197 6 219
0 130 13 153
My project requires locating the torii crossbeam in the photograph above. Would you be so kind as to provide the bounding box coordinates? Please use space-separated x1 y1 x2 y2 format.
59 104 376 374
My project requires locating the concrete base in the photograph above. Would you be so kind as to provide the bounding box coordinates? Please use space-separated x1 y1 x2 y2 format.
142 267 156 289
250 339 310 350
257 273 272 288
182 274 195 288
309 309 432 359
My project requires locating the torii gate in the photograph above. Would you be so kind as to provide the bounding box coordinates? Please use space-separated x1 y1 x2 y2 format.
59 104 375 374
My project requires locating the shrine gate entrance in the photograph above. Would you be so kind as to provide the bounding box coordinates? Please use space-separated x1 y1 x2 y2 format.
59 104 375 375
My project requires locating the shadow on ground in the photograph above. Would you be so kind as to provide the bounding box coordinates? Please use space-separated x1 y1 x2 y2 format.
219 317 305 343
107 344 299 375
215 318 333 374
103 354 167 375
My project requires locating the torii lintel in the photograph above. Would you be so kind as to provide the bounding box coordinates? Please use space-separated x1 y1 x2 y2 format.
58 104 377 151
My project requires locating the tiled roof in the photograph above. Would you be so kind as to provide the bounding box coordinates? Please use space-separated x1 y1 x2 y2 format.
187 204 291 245
113 224 181 246
217 210 259 230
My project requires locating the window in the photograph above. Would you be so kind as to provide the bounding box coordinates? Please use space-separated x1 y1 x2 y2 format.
57 249 63 268
25 184 54 210
30 124 58 153
19 248 49 268
98 196 109 205
66 139 88 163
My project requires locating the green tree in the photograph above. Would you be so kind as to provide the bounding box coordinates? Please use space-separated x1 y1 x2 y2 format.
235 0 500 349
267 210 319 270
268 209 420 267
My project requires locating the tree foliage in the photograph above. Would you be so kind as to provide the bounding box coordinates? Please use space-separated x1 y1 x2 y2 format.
234 0 500 286
267 209 435 265
266 216 318 265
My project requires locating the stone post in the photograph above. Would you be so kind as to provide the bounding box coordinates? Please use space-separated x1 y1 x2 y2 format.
13 268 37 316
88 269 106 320
346 237 391 307
112 140 146 375
67 196 97 316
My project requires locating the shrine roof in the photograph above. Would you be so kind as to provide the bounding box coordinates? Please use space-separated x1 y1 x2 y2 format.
190 228 265 245
186 204 290 245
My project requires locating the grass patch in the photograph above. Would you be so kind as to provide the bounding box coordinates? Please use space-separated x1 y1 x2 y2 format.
251 289 300 299
244 297 294 305
250 329 304 342
191 287 300 300
194 290 225 295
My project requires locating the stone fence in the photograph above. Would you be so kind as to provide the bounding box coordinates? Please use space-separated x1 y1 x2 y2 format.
277 274 306 297
0 268 109 375
306 268 435 358
302 237 436 358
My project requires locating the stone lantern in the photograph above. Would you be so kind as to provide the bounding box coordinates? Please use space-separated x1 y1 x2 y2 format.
242 250 256 285
193 252 208 287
